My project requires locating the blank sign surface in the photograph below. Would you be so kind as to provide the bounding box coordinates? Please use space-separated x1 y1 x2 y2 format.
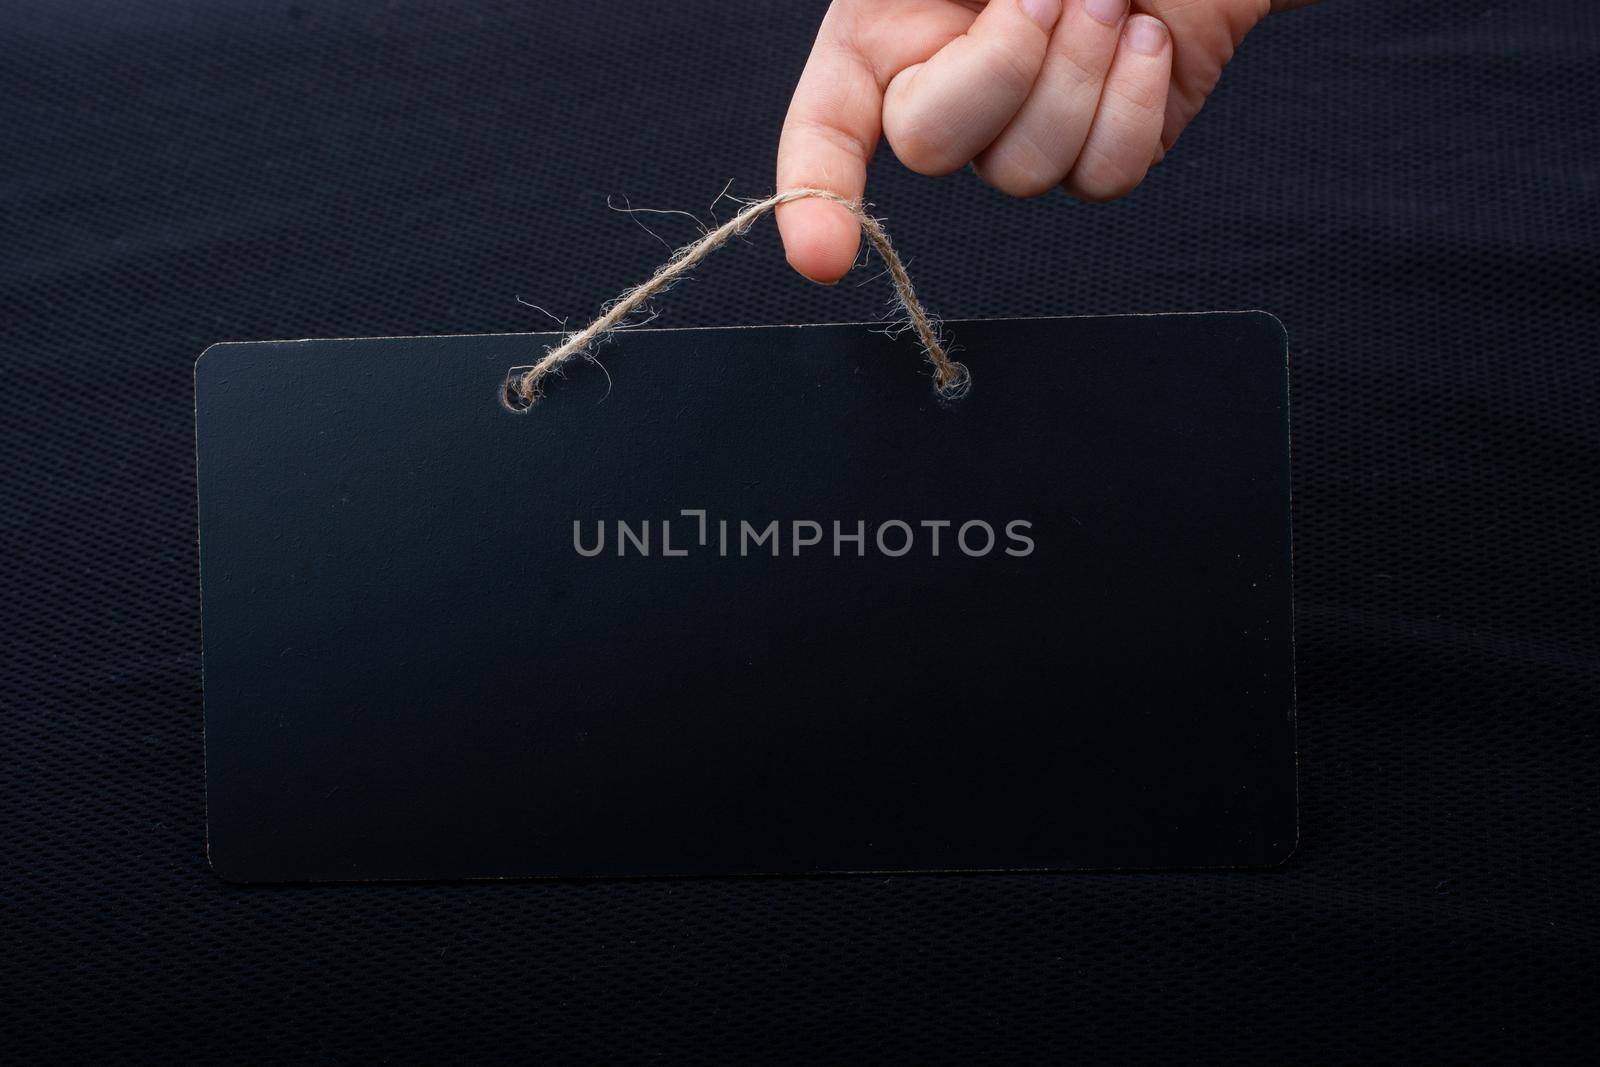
196 313 1296 881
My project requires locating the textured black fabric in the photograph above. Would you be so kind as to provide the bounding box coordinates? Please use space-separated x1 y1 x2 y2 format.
4 0 1596 1060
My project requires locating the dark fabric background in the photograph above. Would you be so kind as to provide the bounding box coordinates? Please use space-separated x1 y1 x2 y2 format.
4 0 1596 1060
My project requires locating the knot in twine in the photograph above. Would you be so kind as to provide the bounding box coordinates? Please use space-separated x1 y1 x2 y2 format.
507 188 968 409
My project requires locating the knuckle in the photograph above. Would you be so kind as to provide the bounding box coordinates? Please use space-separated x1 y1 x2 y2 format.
884 114 963 176
989 46 1041 100
792 118 873 170
1065 180 1118 204
1053 49 1106 92
974 145 1062 200
1066 149 1144 202
1047 32 1118 92
980 165 1056 200
1104 76 1165 115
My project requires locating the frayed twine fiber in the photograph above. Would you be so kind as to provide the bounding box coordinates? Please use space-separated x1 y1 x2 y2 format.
507 188 967 408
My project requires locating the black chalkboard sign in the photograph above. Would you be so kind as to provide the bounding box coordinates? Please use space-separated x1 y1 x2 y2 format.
196 313 1296 881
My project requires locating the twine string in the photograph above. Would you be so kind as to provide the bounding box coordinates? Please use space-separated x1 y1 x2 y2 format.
506 188 967 408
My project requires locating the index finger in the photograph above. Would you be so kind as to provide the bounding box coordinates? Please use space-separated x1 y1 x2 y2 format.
775 17 882 284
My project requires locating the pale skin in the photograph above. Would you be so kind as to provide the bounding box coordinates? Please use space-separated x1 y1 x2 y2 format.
776 0 1323 283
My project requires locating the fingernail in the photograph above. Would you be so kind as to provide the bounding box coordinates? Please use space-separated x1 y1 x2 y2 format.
1084 0 1125 26
1020 0 1062 31
1126 15 1167 55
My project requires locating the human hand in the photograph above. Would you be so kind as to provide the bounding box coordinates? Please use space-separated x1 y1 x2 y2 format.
776 0 1317 282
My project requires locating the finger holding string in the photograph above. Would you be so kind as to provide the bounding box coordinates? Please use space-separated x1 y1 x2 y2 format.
776 0 1063 284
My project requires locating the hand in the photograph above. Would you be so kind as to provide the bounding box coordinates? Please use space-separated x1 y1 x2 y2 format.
776 0 1313 283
